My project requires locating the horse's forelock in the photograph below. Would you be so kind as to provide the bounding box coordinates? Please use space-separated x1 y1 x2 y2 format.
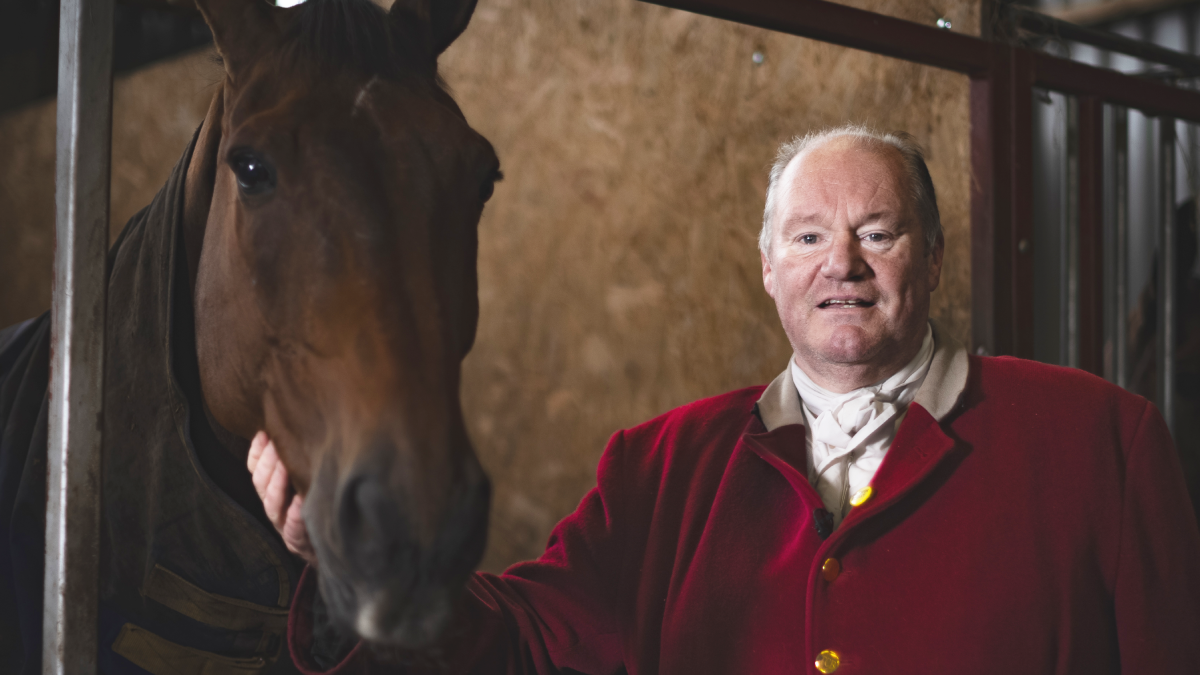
281 0 438 82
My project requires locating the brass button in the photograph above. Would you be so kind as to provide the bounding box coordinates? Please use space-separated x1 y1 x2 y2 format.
849 485 874 507
821 557 840 582
815 649 841 673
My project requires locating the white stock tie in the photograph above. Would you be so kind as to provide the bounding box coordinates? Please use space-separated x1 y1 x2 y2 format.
791 324 935 526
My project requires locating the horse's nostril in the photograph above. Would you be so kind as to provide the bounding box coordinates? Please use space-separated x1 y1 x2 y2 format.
336 473 407 566
336 474 366 535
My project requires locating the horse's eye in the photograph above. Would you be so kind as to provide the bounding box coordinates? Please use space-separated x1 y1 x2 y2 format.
230 150 276 196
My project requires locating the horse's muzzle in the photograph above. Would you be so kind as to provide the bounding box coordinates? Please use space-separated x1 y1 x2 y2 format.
308 445 491 649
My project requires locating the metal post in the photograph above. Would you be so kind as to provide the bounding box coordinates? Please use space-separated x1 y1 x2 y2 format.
1064 96 1080 369
1114 107 1130 389
1011 49 1037 361
1158 118 1176 434
969 44 1036 358
1077 96 1105 377
44 0 113 672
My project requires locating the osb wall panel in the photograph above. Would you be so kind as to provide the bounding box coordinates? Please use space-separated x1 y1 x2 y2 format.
0 0 977 574
0 49 220 327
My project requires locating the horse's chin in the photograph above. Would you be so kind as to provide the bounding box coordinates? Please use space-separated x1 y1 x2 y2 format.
316 566 459 650
304 446 492 650
353 584 456 649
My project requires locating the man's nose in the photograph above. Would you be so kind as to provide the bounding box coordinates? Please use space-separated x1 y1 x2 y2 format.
821 233 867 280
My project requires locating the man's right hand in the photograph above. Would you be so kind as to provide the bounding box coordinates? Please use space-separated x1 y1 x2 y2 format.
248 431 318 566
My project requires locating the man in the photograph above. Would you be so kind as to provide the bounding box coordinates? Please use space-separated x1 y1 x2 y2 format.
252 125 1200 674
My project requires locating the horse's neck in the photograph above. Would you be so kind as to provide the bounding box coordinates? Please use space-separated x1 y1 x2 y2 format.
183 85 249 462
183 86 224 297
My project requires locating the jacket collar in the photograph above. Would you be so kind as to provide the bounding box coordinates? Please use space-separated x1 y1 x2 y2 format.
755 319 969 431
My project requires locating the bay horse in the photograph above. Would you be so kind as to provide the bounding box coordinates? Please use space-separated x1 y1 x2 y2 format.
0 0 497 668
189 0 497 648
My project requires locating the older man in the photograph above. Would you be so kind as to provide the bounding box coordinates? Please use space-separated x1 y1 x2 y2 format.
255 125 1200 674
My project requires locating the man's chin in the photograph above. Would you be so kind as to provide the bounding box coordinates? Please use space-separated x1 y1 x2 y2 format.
805 326 885 366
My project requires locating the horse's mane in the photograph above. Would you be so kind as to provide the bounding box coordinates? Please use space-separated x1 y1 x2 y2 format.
282 0 438 81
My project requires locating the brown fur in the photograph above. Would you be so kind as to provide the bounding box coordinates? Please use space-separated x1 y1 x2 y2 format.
186 0 496 648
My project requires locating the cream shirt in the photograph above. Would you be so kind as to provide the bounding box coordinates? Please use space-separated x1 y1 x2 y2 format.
790 324 936 527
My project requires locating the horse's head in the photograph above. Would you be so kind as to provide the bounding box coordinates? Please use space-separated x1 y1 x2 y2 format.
189 0 496 648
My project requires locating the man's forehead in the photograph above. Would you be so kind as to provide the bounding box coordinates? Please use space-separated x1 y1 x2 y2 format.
785 137 905 185
777 139 909 216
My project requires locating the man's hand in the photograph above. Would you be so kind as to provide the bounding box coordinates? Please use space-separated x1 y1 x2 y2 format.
248 431 318 566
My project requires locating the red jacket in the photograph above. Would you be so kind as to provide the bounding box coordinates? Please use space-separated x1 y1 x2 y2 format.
290 327 1200 674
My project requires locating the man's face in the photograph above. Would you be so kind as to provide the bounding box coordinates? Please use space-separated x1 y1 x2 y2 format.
761 139 944 390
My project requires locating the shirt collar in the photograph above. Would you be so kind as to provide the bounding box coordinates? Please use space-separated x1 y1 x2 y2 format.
755 319 970 432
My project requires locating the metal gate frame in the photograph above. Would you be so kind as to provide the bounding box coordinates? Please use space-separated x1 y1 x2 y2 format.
644 0 1200 430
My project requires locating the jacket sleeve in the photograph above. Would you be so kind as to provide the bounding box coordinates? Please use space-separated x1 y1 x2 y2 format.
1113 401 1200 673
288 430 633 675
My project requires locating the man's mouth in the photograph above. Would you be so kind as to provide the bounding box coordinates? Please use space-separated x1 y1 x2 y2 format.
818 298 876 309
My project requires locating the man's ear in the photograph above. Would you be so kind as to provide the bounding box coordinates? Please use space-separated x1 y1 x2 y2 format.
195 0 280 83
926 232 945 292
761 249 776 299
390 0 479 56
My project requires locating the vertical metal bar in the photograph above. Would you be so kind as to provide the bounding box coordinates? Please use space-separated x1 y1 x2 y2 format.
1011 49 1037 359
970 44 1035 359
1077 96 1105 376
1102 103 1115 380
1114 107 1130 388
970 53 1004 357
1064 96 1080 368
44 0 112 672
1158 117 1176 434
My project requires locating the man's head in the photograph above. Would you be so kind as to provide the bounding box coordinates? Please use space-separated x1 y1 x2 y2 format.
760 126 945 392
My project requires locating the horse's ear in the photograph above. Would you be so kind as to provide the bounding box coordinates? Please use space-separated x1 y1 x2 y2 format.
390 0 479 56
427 0 478 54
195 0 280 82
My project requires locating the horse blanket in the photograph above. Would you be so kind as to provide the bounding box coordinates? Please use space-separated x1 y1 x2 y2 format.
0 131 304 675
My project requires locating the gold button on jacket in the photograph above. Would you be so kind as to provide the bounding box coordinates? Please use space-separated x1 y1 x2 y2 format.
821 558 840 582
850 486 874 507
815 649 841 673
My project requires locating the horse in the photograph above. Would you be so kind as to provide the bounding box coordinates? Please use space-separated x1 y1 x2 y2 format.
190 0 500 647
0 0 497 669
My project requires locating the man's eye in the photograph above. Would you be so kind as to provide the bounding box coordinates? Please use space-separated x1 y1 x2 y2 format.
800 234 819 244
864 232 889 243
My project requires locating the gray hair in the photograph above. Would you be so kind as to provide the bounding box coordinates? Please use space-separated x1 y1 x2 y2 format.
759 124 942 255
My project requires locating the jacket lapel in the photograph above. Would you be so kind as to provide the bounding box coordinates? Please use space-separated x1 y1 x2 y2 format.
747 364 818 501
837 403 957 530
744 425 816 503
747 320 971 526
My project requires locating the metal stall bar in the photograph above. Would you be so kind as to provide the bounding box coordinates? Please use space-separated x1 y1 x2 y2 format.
968 71 1004 357
638 0 991 74
44 0 113 671
1077 96 1106 377
1008 5 1200 77
1113 107 1130 388
1065 97 1081 369
1007 49 1037 360
1032 55 1200 122
969 46 1035 358
1159 119 1177 435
